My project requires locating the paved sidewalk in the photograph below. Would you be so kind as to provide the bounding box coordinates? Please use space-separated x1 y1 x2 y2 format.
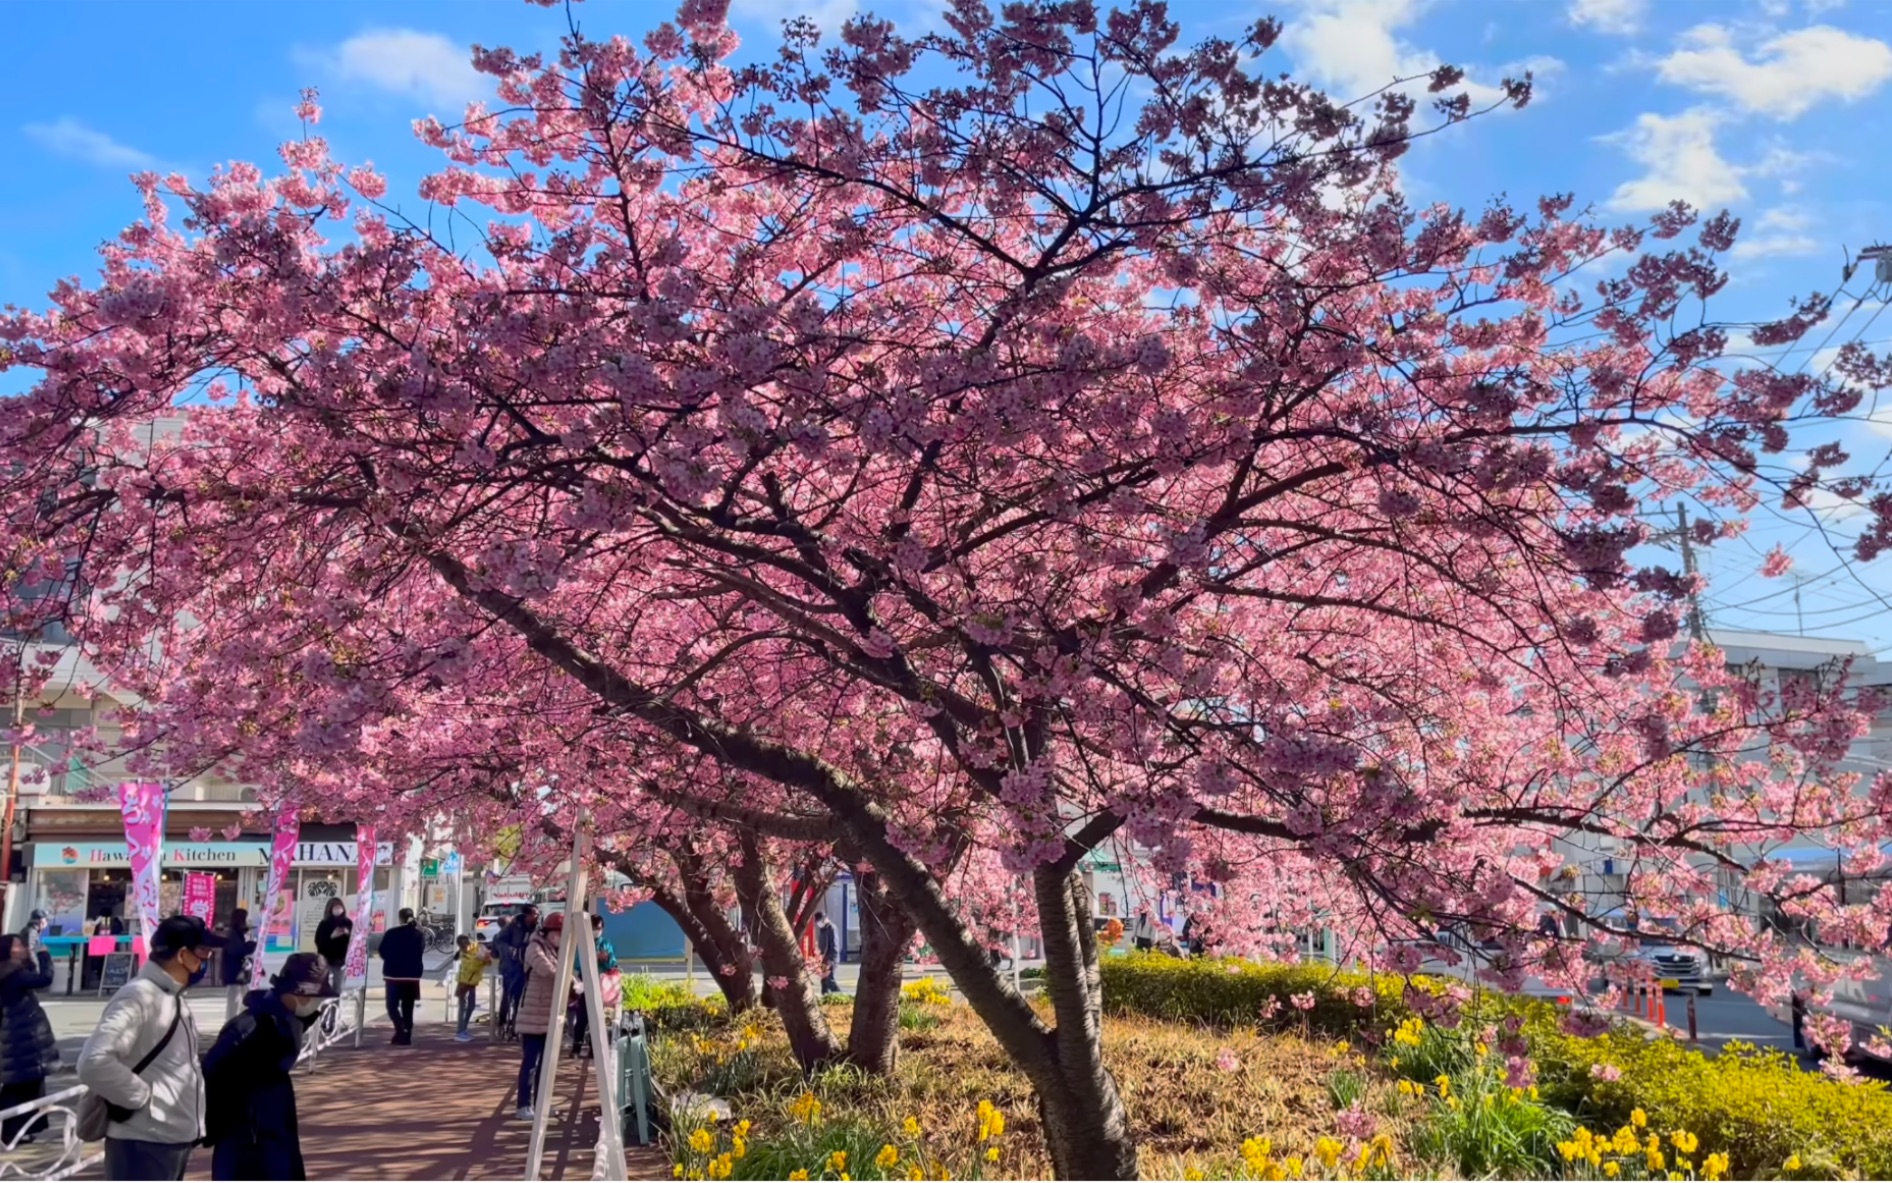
24 1000 668 1179
167 1026 667 1180
40 949 460 1077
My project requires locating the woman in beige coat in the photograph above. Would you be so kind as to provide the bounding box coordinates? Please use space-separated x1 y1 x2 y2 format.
513 914 563 1121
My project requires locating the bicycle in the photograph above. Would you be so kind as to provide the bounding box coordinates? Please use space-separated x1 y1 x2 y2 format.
417 911 457 952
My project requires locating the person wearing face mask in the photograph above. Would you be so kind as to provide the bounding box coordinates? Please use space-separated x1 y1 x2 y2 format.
0 933 59 1146
77 915 212 1180
512 912 563 1122
200 952 335 1181
311 900 351 998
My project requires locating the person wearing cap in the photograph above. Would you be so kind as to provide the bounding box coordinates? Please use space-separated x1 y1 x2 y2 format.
512 911 564 1121
376 908 427 1046
200 951 335 1180
77 915 212 1180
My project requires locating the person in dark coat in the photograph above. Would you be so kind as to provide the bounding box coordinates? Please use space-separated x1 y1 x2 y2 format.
376 909 426 1045
201 952 336 1180
311 900 352 997
814 912 840 995
220 908 256 1022
19 912 53 980
0 933 60 1145
491 905 537 1039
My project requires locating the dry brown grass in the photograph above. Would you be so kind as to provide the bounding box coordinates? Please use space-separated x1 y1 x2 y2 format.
654 997 1430 1179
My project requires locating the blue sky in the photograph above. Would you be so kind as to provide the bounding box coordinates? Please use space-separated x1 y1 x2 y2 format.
5 0 1892 653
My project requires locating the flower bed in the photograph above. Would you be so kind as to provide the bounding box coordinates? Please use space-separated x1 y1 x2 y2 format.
1102 953 1892 1179
650 993 1428 1179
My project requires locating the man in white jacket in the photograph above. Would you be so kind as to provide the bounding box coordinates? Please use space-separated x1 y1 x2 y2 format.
78 916 214 1180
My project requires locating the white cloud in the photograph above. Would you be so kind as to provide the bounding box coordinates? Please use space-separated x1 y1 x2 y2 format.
731 0 864 35
22 118 155 169
1731 206 1820 260
1568 0 1645 36
1280 0 1531 106
1604 107 1748 212
1656 23 1892 120
1801 486 1871 523
297 29 484 109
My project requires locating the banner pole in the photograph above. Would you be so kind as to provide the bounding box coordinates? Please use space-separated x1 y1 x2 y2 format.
251 815 300 989
526 810 591 1181
576 833 627 1179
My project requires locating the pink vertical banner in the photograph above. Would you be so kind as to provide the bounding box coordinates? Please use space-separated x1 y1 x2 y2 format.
118 782 166 964
344 826 375 985
182 873 216 921
250 816 300 988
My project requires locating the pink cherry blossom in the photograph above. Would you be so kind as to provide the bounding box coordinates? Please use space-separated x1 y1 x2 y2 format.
0 3 1884 1174
187 826 212 843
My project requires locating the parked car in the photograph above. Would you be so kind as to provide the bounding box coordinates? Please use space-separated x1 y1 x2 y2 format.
1588 912 1712 994
473 902 523 945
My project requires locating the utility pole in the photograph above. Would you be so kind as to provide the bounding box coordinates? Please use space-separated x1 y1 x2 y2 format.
1670 504 1708 641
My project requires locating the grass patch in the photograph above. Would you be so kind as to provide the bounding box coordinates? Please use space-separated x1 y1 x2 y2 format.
652 997 1433 1179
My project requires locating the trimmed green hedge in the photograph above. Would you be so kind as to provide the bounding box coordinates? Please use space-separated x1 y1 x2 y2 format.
1101 953 1892 1180
1097 949 1449 1033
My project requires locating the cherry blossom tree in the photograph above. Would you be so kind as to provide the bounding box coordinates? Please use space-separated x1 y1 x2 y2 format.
5 0 1892 1174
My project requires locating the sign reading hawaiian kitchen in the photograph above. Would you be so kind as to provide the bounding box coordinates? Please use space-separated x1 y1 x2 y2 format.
33 841 397 868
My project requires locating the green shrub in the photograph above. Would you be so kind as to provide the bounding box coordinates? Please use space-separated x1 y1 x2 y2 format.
1105 952 1892 1181
1531 1024 1892 1180
1098 951 1436 1035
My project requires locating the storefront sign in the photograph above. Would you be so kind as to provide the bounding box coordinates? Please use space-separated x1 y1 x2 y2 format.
119 782 165 960
294 840 395 866
31 841 268 868
252 817 301 988
182 873 216 921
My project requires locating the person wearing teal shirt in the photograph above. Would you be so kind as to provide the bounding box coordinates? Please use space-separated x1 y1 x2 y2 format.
567 914 618 1057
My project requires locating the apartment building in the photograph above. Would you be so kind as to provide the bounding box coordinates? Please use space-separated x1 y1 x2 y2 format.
0 412 423 967
1547 627 1892 932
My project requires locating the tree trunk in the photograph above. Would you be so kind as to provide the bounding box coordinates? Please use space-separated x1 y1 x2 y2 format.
846 869 915 1075
424 569 1136 1172
734 833 842 1070
671 850 758 1014
1029 865 1138 1180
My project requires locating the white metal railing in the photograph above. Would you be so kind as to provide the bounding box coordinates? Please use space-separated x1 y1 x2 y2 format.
0 1084 99 1182
0 989 366 1181
296 988 365 1073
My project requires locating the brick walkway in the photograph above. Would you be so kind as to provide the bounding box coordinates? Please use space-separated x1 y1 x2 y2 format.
24 1026 669 1180
203 1028 672 1180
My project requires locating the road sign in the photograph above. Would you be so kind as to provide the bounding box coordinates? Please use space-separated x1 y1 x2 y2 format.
442 852 463 875
420 857 439 877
